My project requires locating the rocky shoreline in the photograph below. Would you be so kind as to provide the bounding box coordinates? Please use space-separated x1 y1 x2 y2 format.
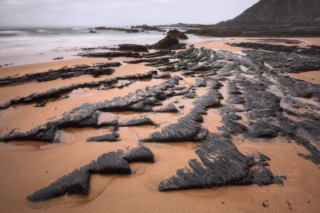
0 35 319 212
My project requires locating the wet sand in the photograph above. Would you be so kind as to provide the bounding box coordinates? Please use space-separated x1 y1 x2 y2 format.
1 135 319 213
283 71 320 84
0 37 320 213
193 37 320 53
0 58 113 78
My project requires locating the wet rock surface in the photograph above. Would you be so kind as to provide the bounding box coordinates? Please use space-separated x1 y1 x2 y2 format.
78 51 142 58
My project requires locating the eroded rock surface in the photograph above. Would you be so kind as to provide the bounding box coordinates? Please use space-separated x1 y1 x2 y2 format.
0 62 120 86
1 44 319 203
27 145 154 202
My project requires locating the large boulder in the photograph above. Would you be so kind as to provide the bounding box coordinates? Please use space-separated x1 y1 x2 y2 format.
154 36 180 49
167 29 188 39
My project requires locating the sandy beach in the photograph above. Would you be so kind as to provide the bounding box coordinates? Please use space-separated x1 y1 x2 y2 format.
0 36 320 213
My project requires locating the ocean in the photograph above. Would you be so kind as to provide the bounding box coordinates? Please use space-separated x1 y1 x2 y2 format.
0 27 214 66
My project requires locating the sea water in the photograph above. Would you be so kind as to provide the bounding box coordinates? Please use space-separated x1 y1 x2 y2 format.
0 27 214 66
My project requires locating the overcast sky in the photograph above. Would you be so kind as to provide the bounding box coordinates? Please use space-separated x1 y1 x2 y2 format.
0 0 259 27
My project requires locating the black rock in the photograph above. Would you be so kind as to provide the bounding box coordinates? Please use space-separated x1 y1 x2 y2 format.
154 103 178 113
119 44 148 52
86 132 120 142
34 102 46 107
119 118 155 126
153 36 180 49
27 146 154 202
159 139 275 191
53 57 63 60
167 29 188 39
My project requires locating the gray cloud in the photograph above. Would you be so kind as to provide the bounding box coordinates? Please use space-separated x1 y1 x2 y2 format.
0 0 259 27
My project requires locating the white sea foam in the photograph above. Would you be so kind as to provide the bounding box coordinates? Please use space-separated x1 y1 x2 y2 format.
0 31 21 34
0 27 213 65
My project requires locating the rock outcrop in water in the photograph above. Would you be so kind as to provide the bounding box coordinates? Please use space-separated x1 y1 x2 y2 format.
167 29 188 39
150 36 180 49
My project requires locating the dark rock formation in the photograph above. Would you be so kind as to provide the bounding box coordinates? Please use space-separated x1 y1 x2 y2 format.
0 76 190 142
159 139 276 191
140 84 221 142
152 36 180 49
79 52 141 58
118 118 155 126
119 44 148 52
226 95 245 104
126 29 139 33
167 43 187 50
0 62 121 86
95 27 128 31
195 79 206 87
0 71 156 110
27 146 154 202
154 103 178 113
3 44 320 200
124 57 170 65
243 49 320 73
228 42 320 56
132 25 164 31
53 57 63 60
86 128 120 142
167 29 188 39
277 75 320 102
154 73 171 79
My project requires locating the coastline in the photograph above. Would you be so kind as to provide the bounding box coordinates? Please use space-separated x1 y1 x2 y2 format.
0 35 319 213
